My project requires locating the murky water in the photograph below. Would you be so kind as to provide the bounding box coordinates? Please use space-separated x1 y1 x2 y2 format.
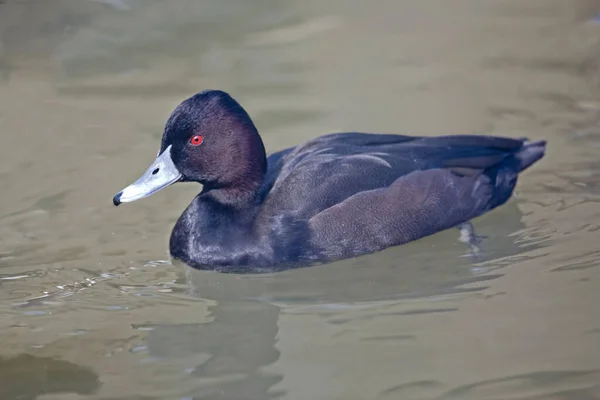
1 0 600 399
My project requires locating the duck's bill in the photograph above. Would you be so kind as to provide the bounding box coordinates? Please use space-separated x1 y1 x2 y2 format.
113 145 182 206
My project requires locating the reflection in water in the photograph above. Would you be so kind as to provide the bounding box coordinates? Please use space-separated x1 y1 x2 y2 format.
0 354 100 400
147 301 283 399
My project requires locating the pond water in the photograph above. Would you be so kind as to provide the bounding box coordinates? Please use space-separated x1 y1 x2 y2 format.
1 0 600 399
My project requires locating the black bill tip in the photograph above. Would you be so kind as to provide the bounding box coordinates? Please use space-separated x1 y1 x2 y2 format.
113 192 122 206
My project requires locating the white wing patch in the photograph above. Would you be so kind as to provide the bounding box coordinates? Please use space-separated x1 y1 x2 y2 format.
342 153 392 168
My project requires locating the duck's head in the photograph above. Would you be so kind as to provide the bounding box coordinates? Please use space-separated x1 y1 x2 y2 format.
113 90 267 207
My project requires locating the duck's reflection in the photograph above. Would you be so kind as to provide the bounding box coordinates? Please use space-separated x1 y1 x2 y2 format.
146 292 283 399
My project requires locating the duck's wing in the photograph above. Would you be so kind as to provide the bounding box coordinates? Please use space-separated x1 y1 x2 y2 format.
260 133 418 219
260 132 540 220
307 139 546 260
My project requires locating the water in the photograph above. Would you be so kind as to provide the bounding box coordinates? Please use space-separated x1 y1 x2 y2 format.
1 0 600 399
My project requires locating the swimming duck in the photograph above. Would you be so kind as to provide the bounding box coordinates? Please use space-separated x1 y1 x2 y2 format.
113 90 546 272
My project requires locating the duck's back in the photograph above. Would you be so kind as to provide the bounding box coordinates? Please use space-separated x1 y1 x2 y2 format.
258 132 530 220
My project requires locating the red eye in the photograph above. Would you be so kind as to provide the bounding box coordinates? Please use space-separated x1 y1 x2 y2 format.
190 135 204 146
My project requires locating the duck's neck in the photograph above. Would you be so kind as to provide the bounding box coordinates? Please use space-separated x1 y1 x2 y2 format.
169 188 264 269
200 173 263 210
171 157 266 245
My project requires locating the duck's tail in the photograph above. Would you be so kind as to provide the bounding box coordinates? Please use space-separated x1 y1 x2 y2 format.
516 140 546 172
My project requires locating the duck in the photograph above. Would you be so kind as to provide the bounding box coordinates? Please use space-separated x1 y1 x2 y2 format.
113 89 546 273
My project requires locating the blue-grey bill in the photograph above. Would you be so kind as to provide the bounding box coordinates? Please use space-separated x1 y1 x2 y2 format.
113 145 181 206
